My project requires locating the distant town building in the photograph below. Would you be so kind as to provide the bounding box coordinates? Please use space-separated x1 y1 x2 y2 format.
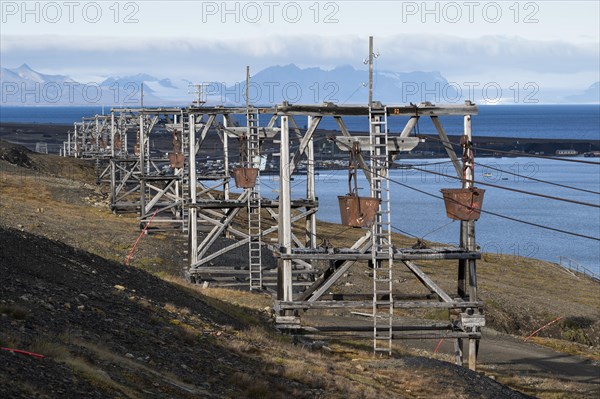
555 149 578 156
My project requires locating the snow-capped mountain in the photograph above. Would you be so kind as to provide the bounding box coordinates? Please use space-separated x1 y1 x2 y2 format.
2 63 76 85
1 64 597 105
98 74 193 105
1 64 82 105
0 66 193 106
221 64 457 105
566 82 600 104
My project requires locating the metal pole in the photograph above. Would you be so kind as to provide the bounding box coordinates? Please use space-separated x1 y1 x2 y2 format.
246 66 250 110
368 36 374 107
278 115 293 303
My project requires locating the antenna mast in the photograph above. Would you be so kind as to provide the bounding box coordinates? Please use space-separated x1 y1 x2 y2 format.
189 84 206 107
368 36 373 107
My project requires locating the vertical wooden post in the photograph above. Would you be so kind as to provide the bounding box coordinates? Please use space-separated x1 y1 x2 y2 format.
110 112 115 157
123 118 128 155
278 115 293 303
454 339 464 366
74 123 78 158
223 115 230 202
67 127 71 156
107 114 116 207
464 113 478 371
139 115 146 220
95 116 100 152
306 115 317 249
222 114 232 239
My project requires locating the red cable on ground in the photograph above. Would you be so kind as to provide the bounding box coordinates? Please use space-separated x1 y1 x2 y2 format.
524 316 564 341
1 347 45 359
125 209 158 266
434 339 444 354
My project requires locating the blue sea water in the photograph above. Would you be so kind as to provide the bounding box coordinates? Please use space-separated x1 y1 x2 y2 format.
0 106 106 125
1 104 600 140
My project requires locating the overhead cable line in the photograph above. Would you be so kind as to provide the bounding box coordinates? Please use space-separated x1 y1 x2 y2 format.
409 166 600 209
477 162 600 195
375 171 600 242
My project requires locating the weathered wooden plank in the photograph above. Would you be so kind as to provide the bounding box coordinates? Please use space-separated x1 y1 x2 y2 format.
334 136 420 153
276 103 478 117
275 300 482 310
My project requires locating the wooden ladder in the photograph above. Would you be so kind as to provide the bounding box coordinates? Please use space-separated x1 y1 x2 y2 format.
370 105 393 355
247 109 263 290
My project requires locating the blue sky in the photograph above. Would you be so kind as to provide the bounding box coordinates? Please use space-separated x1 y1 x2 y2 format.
1 0 599 90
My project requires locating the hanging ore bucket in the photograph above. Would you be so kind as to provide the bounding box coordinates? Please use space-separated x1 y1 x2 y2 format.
232 167 259 189
168 152 184 168
338 194 381 228
337 141 380 228
440 188 485 221
114 135 122 151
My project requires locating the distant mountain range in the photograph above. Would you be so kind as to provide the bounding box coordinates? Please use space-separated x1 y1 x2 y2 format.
566 82 600 103
1 64 598 106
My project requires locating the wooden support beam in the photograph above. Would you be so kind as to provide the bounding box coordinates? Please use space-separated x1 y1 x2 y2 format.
301 232 372 302
195 191 250 260
431 116 462 178
276 300 482 310
334 116 371 185
194 114 216 154
289 116 322 175
402 260 454 303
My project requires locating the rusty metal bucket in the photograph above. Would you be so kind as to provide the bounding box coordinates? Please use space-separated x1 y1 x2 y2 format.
338 195 381 228
232 167 259 188
168 153 184 168
114 135 122 151
440 188 485 221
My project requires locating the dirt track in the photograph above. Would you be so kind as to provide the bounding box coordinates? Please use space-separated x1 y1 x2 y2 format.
305 314 600 397
422 329 599 393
